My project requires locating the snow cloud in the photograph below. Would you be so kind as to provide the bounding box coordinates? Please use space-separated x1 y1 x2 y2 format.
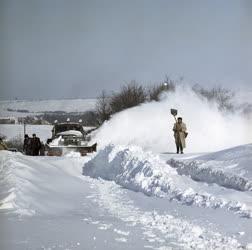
92 85 252 153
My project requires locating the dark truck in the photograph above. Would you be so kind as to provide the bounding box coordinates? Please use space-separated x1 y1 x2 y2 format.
45 122 97 156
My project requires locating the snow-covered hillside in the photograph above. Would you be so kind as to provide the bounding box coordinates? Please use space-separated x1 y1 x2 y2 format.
0 98 96 117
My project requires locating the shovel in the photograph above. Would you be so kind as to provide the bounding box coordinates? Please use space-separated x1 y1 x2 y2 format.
170 108 178 122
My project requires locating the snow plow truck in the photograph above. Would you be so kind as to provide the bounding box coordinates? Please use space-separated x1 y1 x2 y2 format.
45 121 97 156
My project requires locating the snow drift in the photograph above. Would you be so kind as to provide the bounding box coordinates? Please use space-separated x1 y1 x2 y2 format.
92 85 252 153
168 144 252 192
0 151 88 216
1 151 249 249
83 145 252 218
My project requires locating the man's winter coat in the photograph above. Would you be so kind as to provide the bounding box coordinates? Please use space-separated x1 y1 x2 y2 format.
23 137 31 155
31 137 41 156
0 140 8 150
173 122 187 149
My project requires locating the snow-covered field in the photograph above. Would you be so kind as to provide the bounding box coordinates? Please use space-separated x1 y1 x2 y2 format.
0 98 96 117
0 88 252 249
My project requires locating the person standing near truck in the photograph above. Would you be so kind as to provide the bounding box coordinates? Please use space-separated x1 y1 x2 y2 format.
0 138 8 151
31 134 41 156
173 117 187 154
23 134 31 155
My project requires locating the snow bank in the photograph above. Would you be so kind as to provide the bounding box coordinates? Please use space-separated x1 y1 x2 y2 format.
83 145 252 217
0 151 88 216
92 85 252 153
0 152 36 215
168 144 252 192
169 159 252 192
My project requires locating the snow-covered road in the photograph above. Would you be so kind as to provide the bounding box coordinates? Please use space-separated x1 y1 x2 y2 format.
1 145 252 249
0 152 150 250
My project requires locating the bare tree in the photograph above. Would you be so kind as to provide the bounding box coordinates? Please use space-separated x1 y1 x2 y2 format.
95 78 179 126
149 77 176 101
109 81 147 113
95 90 111 125
6 135 23 151
192 84 235 112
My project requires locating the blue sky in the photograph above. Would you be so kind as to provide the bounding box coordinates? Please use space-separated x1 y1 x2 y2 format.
1 0 251 99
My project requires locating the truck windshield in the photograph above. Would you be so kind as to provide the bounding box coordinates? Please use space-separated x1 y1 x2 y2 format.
54 124 84 135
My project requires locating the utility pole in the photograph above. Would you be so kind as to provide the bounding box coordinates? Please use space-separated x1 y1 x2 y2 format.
24 120 26 137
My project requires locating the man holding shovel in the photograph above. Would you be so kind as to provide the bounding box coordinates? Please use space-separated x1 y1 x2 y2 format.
171 109 188 154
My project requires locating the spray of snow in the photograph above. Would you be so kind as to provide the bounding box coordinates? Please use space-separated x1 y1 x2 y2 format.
92 85 252 153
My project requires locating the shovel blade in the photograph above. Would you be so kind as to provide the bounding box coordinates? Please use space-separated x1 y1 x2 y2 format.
170 109 178 116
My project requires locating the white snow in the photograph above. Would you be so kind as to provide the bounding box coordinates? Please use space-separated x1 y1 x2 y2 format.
0 98 96 117
1 90 252 249
1 146 252 249
48 130 84 146
48 135 62 146
92 177 244 249
167 144 252 192
58 130 83 137
83 144 252 218
91 85 252 153
0 151 88 216
114 228 130 236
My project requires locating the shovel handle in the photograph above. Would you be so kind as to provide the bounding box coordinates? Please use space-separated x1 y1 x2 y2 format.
173 114 177 123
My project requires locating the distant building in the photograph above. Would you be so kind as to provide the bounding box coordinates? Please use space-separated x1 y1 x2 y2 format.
17 116 51 125
0 117 16 124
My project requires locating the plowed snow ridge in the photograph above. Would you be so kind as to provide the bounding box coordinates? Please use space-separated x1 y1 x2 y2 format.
83 145 252 218
168 144 252 191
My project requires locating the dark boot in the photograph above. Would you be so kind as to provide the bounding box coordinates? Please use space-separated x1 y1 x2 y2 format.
179 143 183 154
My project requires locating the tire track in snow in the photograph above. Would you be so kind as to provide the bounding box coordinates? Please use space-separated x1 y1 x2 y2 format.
86 177 243 250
